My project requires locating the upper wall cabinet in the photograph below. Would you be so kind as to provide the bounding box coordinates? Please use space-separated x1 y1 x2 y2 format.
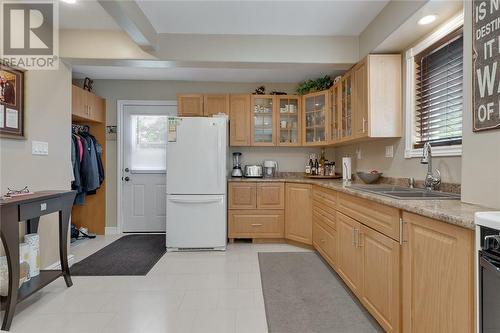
277 95 301 146
303 90 329 146
229 94 251 146
340 71 354 141
352 55 402 139
204 94 230 116
178 94 204 116
72 85 106 123
251 95 276 146
329 83 341 143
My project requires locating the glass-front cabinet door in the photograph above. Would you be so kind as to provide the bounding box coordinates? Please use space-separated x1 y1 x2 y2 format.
251 95 275 146
303 91 329 145
341 72 353 140
330 83 341 143
277 96 301 146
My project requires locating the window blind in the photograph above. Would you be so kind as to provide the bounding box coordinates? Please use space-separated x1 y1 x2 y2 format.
414 28 463 148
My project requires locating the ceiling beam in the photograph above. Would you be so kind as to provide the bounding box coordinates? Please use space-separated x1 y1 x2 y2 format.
359 0 429 58
97 0 157 51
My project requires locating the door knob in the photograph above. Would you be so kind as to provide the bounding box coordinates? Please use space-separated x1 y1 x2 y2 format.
124 168 130 172
124 176 130 181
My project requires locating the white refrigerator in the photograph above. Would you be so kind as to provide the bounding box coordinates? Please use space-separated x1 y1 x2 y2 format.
166 116 228 251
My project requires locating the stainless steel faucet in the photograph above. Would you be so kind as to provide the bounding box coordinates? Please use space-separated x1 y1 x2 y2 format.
421 142 441 191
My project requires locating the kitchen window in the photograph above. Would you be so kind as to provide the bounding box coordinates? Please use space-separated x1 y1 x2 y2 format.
405 14 464 158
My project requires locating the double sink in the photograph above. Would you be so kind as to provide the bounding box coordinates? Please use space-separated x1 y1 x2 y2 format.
348 185 460 200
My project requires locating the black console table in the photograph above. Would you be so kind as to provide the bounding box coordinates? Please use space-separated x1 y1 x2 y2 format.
0 190 76 331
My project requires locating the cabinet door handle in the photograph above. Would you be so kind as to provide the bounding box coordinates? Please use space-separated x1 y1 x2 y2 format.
320 239 326 243
251 223 263 227
362 117 366 133
399 218 407 245
352 229 356 246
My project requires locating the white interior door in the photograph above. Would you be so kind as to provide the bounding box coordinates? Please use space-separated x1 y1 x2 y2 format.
122 103 176 232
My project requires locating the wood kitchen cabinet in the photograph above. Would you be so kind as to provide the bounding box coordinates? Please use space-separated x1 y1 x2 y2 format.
251 95 276 146
352 55 402 139
329 82 342 143
302 90 329 146
336 212 363 297
277 95 301 146
228 210 284 239
229 94 251 146
204 94 229 116
228 182 285 240
257 183 284 209
228 183 256 209
401 212 474 333
285 183 313 244
177 94 204 116
313 218 337 267
72 85 106 123
340 71 354 141
360 224 400 333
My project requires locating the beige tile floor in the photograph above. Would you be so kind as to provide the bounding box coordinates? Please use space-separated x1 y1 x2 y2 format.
3 236 310 333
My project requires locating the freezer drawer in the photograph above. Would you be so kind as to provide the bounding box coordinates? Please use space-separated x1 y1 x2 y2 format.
166 194 227 250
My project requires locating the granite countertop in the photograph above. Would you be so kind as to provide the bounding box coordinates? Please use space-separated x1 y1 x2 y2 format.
228 175 494 230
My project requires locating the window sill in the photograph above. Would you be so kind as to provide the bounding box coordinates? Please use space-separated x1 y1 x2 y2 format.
405 145 462 158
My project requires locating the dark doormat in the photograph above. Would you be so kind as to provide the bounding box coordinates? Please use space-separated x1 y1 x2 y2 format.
71 234 166 276
258 252 383 333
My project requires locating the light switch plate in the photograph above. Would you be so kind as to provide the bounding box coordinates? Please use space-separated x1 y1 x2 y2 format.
385 145 394 158
32 141 49 155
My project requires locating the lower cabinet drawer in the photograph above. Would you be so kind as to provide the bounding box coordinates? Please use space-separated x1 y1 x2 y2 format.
228 209 284 238
313 220 336 267
313 206 336 231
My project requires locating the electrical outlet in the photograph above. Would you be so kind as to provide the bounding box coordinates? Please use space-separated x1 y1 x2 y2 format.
385 145 394 158
32 141 49 155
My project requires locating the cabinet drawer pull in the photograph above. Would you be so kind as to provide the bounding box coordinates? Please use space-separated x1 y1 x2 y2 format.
320 239 326 243
251 223 263 227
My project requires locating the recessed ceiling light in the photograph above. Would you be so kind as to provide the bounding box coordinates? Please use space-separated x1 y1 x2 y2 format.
61 0 77 4
418 15 437 25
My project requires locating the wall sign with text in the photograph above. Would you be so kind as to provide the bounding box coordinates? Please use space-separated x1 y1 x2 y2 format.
473 0 500 132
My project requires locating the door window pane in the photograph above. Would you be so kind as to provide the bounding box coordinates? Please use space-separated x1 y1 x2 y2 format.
130 115 167 171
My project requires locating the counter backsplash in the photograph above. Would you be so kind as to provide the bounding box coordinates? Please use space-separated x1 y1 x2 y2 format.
248 172 461 195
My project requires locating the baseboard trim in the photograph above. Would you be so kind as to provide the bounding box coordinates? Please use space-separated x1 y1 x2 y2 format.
105 227 119 235
44 254 76 269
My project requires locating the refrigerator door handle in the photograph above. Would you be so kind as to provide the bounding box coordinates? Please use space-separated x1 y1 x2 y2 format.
217 123 222 187
169 198 223 204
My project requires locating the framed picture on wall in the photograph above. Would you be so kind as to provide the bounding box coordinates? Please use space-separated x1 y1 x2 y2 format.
0 65 24 138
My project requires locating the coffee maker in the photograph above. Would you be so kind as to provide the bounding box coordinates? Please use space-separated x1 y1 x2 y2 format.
231 152 243 177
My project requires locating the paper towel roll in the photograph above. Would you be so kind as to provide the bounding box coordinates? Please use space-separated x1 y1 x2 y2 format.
342 157 352 181
25 233 40 277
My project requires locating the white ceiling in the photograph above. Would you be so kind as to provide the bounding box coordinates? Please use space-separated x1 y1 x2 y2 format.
72 64 344 83
59 0 120 30
136 0 389 36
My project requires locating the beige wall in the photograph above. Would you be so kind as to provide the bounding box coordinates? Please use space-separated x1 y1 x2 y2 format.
330 138 462 184
461 2 500 209
77 80 307 227
0 64 72 267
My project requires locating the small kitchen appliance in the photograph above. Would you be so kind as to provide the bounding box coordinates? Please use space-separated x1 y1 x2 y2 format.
244 165 263 178
263 160 278 178
231 152 243 177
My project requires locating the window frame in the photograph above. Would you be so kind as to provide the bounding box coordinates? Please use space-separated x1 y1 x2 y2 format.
405 13 464 158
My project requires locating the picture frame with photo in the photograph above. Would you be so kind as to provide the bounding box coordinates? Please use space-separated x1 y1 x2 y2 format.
0 65 24 138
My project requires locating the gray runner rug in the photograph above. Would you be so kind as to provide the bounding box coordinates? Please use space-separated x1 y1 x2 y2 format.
71 234 166 276
258 252 383 333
